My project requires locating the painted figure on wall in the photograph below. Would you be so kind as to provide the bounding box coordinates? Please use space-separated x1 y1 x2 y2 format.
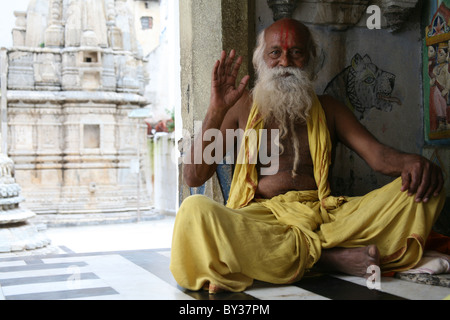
426 2 450 141
324 53 401 120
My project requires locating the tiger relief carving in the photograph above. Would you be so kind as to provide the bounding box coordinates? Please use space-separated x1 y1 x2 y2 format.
324 53 402 120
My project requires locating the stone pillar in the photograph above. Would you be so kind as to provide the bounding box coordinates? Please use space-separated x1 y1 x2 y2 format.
178 0 255 206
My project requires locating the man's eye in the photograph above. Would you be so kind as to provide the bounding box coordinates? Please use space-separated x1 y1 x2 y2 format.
290 49 304 59
268 50 281 58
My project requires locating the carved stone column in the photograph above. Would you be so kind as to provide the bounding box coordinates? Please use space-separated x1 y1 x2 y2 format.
267 0 299 21
44 0 64 47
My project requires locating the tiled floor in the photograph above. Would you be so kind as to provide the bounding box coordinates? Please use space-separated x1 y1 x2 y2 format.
0 217 449 300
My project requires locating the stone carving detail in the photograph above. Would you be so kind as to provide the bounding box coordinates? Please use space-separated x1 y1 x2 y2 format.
66 0 83 47
8 51 35 90
267 0 300 21
45 0 64 47
380 0 419 32
293 0 370 30
0 154 50 253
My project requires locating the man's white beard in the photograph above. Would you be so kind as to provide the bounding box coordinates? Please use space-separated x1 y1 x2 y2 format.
252 64 315 125
252 64 316 177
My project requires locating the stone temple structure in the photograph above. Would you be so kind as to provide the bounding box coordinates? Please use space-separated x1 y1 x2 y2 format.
3 0 153 219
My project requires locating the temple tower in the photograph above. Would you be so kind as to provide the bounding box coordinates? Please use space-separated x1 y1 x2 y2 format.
4 0 153 220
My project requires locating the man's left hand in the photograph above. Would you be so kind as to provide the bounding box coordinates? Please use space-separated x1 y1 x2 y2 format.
400 155 444 203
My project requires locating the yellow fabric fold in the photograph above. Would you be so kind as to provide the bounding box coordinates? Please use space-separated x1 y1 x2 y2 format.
226 93 342 216
226 102 264 209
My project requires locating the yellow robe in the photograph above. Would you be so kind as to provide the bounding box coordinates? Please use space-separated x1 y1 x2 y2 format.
170 94 445 292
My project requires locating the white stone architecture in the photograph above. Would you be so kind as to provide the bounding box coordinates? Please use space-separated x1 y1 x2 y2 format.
3 0 153 218
0 153 50 252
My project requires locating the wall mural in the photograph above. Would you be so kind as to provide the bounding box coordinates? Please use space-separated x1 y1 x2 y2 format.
324 53 402 120
425 2 450 143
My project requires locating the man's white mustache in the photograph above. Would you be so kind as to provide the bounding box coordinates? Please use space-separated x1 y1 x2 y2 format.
270 67 304 79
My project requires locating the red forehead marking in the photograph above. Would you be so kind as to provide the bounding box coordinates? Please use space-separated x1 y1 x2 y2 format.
279 21 292 51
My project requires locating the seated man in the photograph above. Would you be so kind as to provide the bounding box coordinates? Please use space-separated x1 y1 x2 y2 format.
170 18 445 294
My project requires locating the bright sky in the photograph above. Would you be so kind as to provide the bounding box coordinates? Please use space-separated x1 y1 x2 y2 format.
0 0 32 48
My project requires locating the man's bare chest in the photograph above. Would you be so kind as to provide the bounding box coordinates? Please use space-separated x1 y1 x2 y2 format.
259 121 312 168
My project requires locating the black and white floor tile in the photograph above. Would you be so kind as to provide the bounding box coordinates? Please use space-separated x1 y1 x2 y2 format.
1 247 449 301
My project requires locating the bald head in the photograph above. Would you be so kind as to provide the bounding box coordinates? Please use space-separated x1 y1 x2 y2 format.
253 19 317 77
265 18 311 47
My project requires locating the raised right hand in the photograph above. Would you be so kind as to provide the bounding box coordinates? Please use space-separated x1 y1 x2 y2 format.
210 49 250 113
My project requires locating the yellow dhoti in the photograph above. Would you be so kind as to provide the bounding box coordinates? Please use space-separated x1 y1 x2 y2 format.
170 95 445 292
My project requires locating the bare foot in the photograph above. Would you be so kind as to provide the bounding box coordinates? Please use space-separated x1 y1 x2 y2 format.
317 245 380 277
202 281 227 294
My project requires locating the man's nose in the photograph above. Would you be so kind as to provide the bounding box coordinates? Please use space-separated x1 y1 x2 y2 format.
278 52 291 67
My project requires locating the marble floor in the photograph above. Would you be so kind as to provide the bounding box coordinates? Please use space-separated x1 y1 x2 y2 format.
0 217 449 301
